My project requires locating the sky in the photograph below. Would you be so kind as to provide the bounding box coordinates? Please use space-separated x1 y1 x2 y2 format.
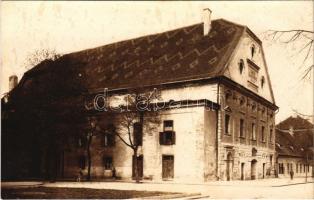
1 1 313 123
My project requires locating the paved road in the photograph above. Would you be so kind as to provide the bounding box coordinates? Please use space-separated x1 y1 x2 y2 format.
2 178 314 199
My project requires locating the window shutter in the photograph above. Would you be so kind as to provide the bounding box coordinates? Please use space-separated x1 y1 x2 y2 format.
172 131 176 145
159 132 163 145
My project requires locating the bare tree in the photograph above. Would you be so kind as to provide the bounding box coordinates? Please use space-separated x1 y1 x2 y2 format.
24 49 61 70
96 87 161 183
265 29 314 79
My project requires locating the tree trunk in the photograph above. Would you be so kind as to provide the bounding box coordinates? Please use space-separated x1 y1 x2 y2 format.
133 147 140 183
87 136 93 181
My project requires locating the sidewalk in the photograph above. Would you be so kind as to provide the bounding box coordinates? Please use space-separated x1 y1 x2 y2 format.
2 177 313 190
2 178 313 199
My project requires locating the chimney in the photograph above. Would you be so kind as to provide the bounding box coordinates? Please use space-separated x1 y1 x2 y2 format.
9 75 18 91
203 8 212 36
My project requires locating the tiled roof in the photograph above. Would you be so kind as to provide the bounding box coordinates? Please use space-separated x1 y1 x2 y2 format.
61 19 245 91
276 116 314 157
277 116 313 130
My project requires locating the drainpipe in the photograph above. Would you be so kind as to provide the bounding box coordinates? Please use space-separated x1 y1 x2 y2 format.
215 78 220 180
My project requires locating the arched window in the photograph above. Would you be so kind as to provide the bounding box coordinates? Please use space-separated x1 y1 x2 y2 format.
261 76 265 88
251 44 256 58
239 59 244 74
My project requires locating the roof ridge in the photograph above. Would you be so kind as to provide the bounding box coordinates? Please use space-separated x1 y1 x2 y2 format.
65 18 247 57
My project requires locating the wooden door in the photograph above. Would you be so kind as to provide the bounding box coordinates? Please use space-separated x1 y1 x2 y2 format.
162 155 174 179
132 155 143 179
241 163 245 180
251 159 257 180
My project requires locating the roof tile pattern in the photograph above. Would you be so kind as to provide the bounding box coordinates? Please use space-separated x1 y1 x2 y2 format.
65 19 245 90
276 116 314 157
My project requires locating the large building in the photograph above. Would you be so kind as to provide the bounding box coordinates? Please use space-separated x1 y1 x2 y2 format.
2 9 278 182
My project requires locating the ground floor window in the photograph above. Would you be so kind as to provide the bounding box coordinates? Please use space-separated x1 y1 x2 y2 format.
78 155 86 169
304 164 306 173
296 164 298 173
103 156 113 170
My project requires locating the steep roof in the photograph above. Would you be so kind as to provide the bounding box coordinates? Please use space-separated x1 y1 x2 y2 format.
277 115 313 130
276 116 314 157
60 19 245 91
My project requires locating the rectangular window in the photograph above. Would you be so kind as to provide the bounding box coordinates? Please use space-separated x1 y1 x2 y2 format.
160 121 175 145
304 164 306 173
164 120 174 131
261 126 265 142
269 128 273 142
252 123 256 140
287 163 290 173
225 114 230 135
104 134 115 147
160 131 176 145
103 157 113 170
240 119 245 138
133 122 143 146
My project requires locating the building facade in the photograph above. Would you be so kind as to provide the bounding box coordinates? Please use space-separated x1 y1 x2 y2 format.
2 10 278 182
58 10 278 182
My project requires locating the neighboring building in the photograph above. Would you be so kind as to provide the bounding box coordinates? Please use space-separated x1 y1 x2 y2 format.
2 9 278 182
275 116 314 178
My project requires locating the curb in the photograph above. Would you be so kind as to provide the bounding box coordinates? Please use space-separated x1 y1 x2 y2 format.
133 193 201 199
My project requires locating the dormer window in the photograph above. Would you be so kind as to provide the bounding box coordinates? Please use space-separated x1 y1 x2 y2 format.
239 59 244 74
251 44 256 58
261 76 265 88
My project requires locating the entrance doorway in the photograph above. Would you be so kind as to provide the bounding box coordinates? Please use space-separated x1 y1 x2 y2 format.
251 159 257 180
241 163 245 180
162 155 174 179
262 163 266 179
132 155 143 179
226 153 233 181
